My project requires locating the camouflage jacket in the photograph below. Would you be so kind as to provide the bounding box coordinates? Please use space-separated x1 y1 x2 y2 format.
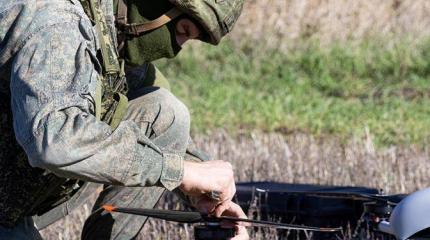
0 0 183 226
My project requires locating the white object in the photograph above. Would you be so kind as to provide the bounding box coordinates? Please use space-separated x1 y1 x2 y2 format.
378 188 430 240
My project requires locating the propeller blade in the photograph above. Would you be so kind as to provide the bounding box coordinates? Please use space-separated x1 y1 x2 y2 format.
103 205 342 233
218 216 342 232
102 205 203 223
279 191 397 204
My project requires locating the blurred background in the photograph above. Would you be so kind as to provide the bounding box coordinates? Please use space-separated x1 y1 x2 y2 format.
42 1 430 239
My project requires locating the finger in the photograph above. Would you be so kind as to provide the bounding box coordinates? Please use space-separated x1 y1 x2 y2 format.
231 226 249 240
195 197 218 214
220 203 251 227
219 183 235 203
214 201 231 217
222 202 247 218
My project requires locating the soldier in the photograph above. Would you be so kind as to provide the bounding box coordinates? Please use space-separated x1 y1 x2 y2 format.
0 0 248 239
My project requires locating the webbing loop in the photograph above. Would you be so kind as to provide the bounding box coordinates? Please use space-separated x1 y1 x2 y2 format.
87 0 128 128
88 0 121 75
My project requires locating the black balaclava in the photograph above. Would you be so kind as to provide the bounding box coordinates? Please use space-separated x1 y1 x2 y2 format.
123 0 182 66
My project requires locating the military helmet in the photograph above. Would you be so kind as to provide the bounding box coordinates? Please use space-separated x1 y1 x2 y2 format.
116 0 244 45
169 0 245 45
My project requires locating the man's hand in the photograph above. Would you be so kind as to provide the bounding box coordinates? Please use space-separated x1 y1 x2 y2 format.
193 200 250 239
179 161 248 239
214 201 250 240
180 160 236 203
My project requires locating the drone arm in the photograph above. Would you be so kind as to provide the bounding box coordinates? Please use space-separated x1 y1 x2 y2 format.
102 205 342 233
378 221 394 236
102 205 204 223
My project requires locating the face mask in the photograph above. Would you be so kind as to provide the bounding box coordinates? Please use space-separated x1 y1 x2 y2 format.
125 21 181 66
122 0 182 66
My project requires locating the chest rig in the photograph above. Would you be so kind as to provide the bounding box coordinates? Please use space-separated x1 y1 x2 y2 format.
80 0 129 129
24 0 131 222
81 0 181 129
30 0 132 220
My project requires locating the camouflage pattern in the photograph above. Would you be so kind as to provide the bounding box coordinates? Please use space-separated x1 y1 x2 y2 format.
4 87 192 239
86 0 121 75
0 0 186 230
0 70 66 227
169 0 245 44
82 88 191 239
86 0 129 130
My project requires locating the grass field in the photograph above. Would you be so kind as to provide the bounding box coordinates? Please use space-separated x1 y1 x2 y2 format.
157 37 430 146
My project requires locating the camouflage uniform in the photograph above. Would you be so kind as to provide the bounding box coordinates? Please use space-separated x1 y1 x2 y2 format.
0 0 187 239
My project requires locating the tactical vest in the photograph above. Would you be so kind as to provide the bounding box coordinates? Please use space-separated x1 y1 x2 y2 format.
36 0 132 218
0 76 68 227
83 0 129 129
82 0 181 128
0 0 128 227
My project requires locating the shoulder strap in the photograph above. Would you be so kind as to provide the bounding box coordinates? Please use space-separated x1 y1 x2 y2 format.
88 0 121 75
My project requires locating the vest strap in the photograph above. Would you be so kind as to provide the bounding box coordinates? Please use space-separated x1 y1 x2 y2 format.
87 0 128 128
88 0 121 75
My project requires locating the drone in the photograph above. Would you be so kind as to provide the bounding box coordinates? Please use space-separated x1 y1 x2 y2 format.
104 182 430 240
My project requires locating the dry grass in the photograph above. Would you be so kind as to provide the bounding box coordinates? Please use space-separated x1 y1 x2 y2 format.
196 129 430 194
41 130 430 239
230 0 430 51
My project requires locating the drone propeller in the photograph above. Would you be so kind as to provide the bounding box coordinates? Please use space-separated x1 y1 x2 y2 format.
273 190 399 205
217 215 341 232
102 205 342 233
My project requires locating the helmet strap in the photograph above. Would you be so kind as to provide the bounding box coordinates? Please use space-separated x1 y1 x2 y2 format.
116 0 182 36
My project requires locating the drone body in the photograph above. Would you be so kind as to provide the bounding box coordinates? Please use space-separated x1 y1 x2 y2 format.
103 182 430 240
235 182 430 240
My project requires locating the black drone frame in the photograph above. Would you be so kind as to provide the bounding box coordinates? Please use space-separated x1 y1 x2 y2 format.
101 182 414 240
102 205 342 240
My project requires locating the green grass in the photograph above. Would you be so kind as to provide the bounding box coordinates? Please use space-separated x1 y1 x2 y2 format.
156 38 430 146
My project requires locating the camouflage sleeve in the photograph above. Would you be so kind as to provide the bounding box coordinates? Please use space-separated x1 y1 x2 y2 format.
9 8 182 190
